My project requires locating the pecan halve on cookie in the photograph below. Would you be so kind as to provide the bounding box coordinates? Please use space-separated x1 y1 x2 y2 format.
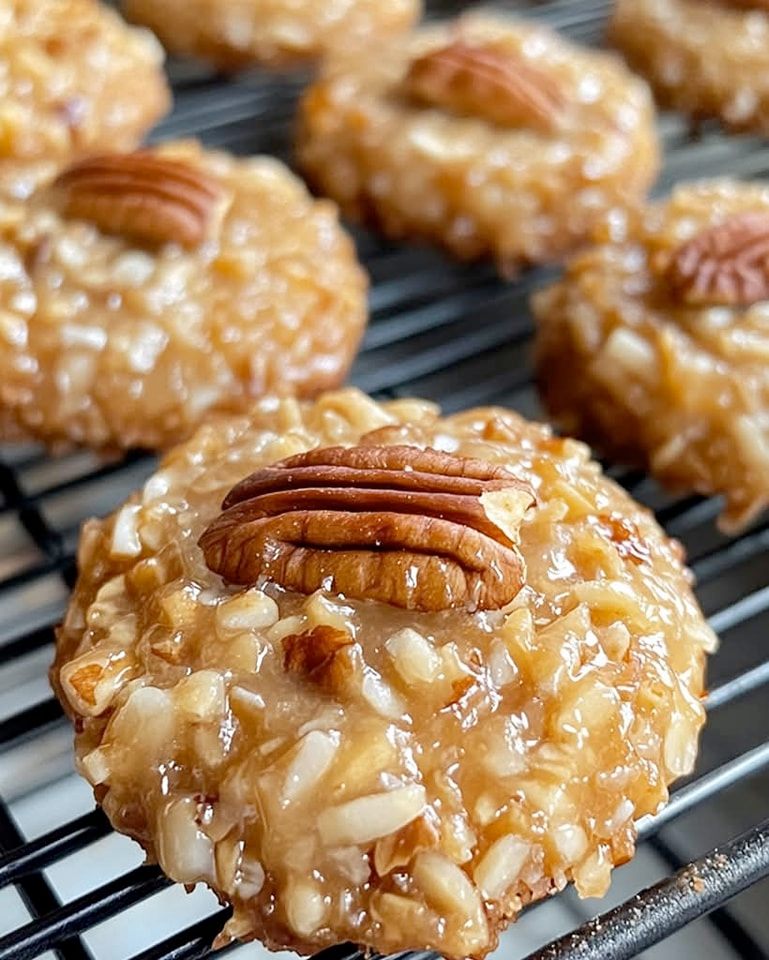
54 388 714 960
298 13 659 273
0 142 367 452
201 444 535 611
534 179 769 531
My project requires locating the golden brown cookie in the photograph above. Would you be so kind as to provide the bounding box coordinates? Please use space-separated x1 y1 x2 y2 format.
0 0 170 200
297 13 659 274
610 0 769 133
53 388 714 960
0 142 367 452
122 0 422 71
534 179 769 531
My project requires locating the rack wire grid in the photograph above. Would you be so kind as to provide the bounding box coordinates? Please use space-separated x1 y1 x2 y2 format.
1 1 769 959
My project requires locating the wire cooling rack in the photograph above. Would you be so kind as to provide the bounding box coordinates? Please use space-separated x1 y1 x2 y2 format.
1 2 769 959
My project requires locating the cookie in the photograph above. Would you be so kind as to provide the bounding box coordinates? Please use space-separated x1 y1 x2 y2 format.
121 0 422 71
610 0 769 134
297 13 659 274
0 142 367 452
0 0 170 201
53 387 714 960
534 179 769 531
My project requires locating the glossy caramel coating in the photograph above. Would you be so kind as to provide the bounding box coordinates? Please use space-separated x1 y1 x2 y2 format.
611 0 769 134
122 0 421 71
297 13 659 273
534 180 769 531
0 141 367 451
0 0 169 200
54 388 714 959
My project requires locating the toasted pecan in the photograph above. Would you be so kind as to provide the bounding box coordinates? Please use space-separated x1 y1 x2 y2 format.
54 152 230 249
723 0 769 10
283 625 355 693
199 445 534 611
665 212 769 306
404 40 566 133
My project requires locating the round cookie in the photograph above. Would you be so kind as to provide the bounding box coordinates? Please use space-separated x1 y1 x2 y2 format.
534 179 769 532
297 13 659 274
0 0 170 201
610 0 769 134
0 141 367 452
121 0 422 71
53 388 714 960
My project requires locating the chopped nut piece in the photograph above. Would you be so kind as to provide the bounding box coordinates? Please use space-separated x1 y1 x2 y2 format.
267 614 306 642
373 812 440 876
285 879 327 938
552 824 588 863
487 638 518 688
282 730 339 803
283 626 355 694
385 628 442 685
574 844 613 899
663 713 700 776
480 723 527 778
317 783 427 846
59 647 133 717
361 667 407 719
304 591 355 632
79 747 111 784
110 504 142 558
107 685 175 763
412 851 489 952
214 835 243 894
175 670 225 721
215 588 279 635
64 662 102 709
474 835 530 899
157 797 215 885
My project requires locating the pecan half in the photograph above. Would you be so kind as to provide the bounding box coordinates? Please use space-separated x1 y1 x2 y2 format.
666 212 769 306
53 152 230 249
724 0 769 11
404 40 566 133
199 445 534 612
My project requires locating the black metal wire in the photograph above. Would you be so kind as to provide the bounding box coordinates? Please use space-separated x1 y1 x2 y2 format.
128 913 234 960
0 2 767 959
648 833 769 960
0 805 91 960
0 866 168 960
0 811 110 888
521 820 769 960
